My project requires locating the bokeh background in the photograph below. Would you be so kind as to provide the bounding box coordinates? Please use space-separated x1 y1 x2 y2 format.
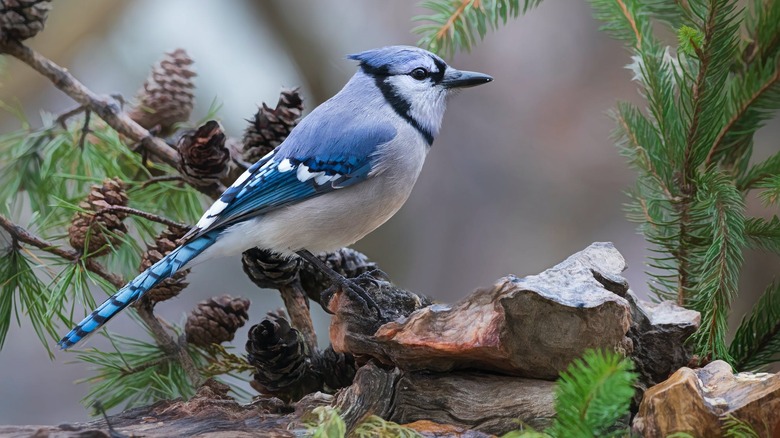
0 0 777 425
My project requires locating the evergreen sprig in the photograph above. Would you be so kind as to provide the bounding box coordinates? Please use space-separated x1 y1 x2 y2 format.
729 282 780 370
0 243 55 354
74 332 202 411
547 349 636 438
413 0 539 58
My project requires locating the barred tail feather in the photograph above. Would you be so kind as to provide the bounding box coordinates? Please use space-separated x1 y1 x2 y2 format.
57 232 219 349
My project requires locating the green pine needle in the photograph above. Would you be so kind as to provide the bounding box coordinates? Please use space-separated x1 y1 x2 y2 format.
0 246 58 355
413 0 536 58
74 333 200 412
688 171 745 361
722 415 760 437
729 282 780 371
547 349 637 438
744 216 780 254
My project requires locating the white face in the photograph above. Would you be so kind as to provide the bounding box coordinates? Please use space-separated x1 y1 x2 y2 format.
383 69 449 140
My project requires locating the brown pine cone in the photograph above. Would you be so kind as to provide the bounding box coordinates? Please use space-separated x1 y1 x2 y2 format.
137 225 190 304
242 247 302 290
68 178 129 257
177 120 230 186
246 313 319 403
128 48 196 135
0 0 51 41
242 88 303 163
315 346 357 393
185 295 250 347
298 248 378 303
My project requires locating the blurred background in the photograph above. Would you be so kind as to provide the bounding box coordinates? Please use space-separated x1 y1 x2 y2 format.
0 0 777 426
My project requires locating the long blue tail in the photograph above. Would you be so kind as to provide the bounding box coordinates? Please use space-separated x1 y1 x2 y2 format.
58 232 219 349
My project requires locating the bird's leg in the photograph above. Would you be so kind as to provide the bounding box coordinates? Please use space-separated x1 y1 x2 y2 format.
296 249 383 318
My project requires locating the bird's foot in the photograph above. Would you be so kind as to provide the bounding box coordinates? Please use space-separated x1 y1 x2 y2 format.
320 275 384 320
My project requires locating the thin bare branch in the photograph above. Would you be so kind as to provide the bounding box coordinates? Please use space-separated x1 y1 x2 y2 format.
139 175 184 189
0 213 123 288
0 39 180 167
93 206 189 230
0 39 225 201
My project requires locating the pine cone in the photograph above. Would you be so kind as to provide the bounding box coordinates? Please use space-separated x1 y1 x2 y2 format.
316 346 357 392
128 48 196 135
298 248 378 303
242 88 303 163
177 120 230 186
185 295 250 347
242 247 302 290
138 225 190 304
0 0 51 41
68 178 129 257
246 313 320 403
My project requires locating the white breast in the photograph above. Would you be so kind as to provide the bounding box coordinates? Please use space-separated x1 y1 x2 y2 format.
200 122 429 259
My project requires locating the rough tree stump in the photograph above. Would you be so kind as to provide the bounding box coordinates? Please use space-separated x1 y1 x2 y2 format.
329 242 633 380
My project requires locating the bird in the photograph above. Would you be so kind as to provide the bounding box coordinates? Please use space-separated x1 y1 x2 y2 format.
58 45 492 349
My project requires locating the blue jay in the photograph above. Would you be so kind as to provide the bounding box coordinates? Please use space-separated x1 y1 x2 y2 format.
58 45 492 349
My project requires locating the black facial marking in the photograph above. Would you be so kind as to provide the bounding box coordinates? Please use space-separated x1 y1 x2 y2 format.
430 57 446 83
358 63 435 145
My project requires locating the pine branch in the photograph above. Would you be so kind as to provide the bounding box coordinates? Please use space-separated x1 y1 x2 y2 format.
75 334 198 411
0 39 224 200
689 171 745 361
681 0 737 172
705 62 780 167
413 0 536 57
740 150 780 190
744 216 780 253
0 213 123 288
742 0 780 68
0 40 177 167
548 349 636 437
756 175 780 206
729 282 780 371
92 206 189 230
0 213 203 385
590 0 648 49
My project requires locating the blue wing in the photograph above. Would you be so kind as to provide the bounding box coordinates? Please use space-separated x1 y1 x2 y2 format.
186 112 397 239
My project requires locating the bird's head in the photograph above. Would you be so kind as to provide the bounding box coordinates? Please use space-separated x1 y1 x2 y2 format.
348 46 492 143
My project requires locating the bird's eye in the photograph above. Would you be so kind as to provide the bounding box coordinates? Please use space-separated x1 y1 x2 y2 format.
409 68 429 80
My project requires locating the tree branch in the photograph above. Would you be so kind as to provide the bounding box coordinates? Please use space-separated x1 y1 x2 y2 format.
0 39 179 167
93 206 189 230
134 302 204 387
0 213 123 288
0 39 225 200
0 213 204 386
616 0 642 49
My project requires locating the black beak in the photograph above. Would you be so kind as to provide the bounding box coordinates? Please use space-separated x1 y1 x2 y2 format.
441 69 493 89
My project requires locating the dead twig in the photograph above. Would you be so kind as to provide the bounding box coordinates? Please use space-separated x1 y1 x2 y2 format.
93 205 189 230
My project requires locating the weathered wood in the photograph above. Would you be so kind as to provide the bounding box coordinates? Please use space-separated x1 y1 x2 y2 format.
333 362 556 435
329 242 632 380
0 380 294 438
633 360 780 437
626 290 700 408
